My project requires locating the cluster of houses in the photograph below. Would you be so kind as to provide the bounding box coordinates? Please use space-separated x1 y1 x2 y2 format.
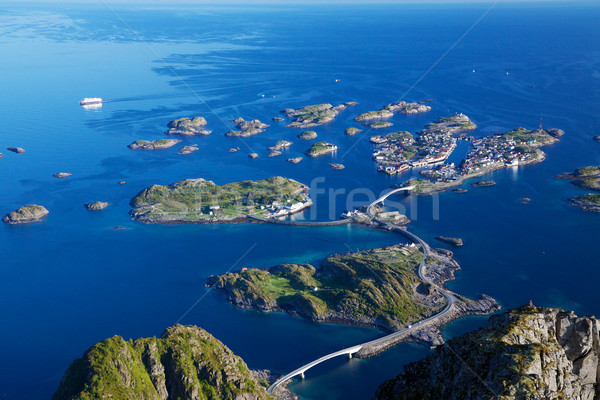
459 134 535 174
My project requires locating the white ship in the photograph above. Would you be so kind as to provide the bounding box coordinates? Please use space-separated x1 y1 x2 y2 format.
79 97 103 106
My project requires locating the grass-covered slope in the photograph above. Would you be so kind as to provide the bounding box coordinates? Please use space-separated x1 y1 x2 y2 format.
208 245 447 332
53 325 270 400
129 176 308 223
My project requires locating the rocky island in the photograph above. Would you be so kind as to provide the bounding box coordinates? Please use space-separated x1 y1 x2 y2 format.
297 130 317 140
129 176 311 224
281 102 357 128
208 244 498 341
164 116 211 136
128 139 181 150
558 166 600 212
368 121 393 129
3 204 49 224
345 127 362 136
375 303 600 400
177 144 199 155
355 100 431 122
267 140 292 157
434 236 463 247
84 201 109 211
225 118 269 137
52 325 272 400
53 172 72 178
305 141 337 157
7 146 25 153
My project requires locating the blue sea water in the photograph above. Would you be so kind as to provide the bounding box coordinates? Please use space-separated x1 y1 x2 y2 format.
0 2 599 399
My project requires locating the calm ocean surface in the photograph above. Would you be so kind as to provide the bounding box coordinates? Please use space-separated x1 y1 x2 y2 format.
0 2 599 399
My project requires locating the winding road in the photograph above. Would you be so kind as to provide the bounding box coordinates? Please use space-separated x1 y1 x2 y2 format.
267 186 457 395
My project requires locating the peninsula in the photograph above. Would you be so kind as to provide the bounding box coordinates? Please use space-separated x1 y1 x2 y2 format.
52 325 273 400
375 304 600 400
281 102 357 128
225 117 269 137
129 176 311 224
208 244 498 338
164 116 211 136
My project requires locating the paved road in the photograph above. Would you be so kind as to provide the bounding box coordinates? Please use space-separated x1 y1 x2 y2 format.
267 188 456 395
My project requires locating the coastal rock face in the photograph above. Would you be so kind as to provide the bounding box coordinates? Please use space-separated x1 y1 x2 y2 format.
375 304 600 400
52 325 269 400
128 139 180 150
2 204 49 224
165 116 211 135
84 201 108 211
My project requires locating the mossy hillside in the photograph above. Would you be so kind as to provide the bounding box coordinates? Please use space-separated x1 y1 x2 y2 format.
375 304 574 400
209 246 441 330
130 176 308 222
53 325 269 400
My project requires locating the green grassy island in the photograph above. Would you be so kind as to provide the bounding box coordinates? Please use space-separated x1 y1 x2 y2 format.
52 325 270 400
207 245 451 332
305 141 338 157
345 127 362 136
368 121 393 129
281 102 357 128
129 176 311 223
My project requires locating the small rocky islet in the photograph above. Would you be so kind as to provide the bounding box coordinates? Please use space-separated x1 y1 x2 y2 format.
128 139 181 150
52 172 72 178
2 204 49 224
281 102 357 128
7 146 25 153
434 236 464 247
297 130 317 140
84 201 109 211
557 165 600 212
164 116 211 136
225 117 269 137
305 141 337 157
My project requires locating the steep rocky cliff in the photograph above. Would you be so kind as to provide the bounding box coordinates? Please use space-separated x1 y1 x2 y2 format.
375 303 600 400
53 325 270 400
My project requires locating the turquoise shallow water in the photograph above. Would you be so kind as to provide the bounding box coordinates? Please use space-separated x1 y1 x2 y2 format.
0 2 599 399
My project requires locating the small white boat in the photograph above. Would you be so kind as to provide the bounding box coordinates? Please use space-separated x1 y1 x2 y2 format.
79 97 103 106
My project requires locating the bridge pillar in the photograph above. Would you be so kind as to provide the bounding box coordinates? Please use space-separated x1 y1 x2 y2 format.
348 353 352 359
301 372 305 379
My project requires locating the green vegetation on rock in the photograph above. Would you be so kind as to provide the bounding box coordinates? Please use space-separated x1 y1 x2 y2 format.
368 121 393 129
2 204 49 224
52 325 269 400
165 116 211 135
129 176 309 223
208 245 447 332
305 141 338 157
345 127 362 136
375 304 600 400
